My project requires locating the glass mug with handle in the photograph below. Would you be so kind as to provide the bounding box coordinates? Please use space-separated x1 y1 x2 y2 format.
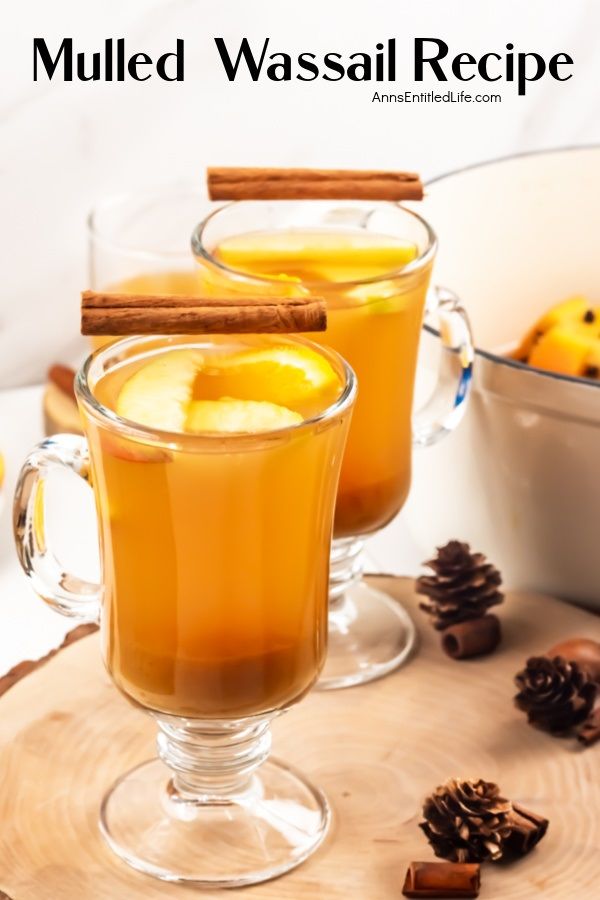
192 201 474 689
13 333 356 886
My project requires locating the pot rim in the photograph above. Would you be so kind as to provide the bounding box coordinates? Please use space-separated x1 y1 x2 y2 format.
424 143 600 393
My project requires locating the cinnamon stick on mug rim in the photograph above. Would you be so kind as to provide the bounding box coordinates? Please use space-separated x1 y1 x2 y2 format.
207 166 424 201
81 291 327 336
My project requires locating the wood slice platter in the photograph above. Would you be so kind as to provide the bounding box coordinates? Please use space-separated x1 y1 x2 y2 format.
1 576 599 899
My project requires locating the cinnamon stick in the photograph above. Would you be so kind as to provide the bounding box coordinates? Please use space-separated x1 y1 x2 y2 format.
441 615 502 660
207 167 424 201
48 363 77 401
81 291 326 336
402 862 480 898
504 803 549 856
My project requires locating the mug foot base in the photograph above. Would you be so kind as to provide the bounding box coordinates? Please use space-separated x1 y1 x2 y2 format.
99 757 330 886
318 579 417 690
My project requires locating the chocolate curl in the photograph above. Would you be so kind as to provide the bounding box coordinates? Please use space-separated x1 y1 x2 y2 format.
441 615 501 660
503 803 549 857
402 861 480 898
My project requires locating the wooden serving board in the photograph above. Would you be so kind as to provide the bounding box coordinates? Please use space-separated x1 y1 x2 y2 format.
1 577 599 899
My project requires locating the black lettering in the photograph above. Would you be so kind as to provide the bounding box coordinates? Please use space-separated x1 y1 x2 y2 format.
517 51 545 95
77 51 100 81
297 52 318 81
128 52 152 81
347 52 371 81
506 44 514 81
375 43 384 81
214 37 269 81
387 38 396 81
323 52 344 81
478 52 502 81
104 38 112 80
452 52 476 81
267 52 291 81
117 38 125 80
156 39 184 81
414 38 448 81
33 37 72 81
548 52 573 81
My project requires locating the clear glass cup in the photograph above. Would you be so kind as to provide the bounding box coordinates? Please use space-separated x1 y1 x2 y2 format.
13 333 355 886
88 182 212 348
191 201 474 689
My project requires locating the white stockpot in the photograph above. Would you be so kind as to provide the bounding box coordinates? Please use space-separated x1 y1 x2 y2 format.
404 147 600 607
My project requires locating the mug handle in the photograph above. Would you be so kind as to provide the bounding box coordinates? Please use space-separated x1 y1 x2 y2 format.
413 285 474 447
13 433 101 622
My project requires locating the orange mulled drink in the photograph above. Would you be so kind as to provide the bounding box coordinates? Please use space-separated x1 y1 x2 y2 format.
15 330 355 883
193 205 435 538
83 334 354 718
192 201 451 690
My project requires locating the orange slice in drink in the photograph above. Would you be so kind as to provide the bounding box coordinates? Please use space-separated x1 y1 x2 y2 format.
215 231 418 282
116 350 203 431
115 344 339 434
195 344 341 415
186 398 301 434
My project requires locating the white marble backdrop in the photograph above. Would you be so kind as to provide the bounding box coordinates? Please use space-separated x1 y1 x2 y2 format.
1 0 599 386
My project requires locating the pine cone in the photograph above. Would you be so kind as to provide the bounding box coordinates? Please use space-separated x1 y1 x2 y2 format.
514 656 597 733
420 778 512 862
416 541 503 630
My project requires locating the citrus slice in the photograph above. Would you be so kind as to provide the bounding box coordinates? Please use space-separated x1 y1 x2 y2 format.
116 350 203 431
216 231 418 281
195 344 341 411
185 398 301 434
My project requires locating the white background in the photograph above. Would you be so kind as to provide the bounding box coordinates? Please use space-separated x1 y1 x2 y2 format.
2 0 599 386
1 0 599 670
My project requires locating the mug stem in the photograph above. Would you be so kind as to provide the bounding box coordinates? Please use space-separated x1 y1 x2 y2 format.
328 537 365 605
155 715 273 803
99 710 329 885
319 536 417 691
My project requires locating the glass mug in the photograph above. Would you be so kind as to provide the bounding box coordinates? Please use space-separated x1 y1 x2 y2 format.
13 333 355 886
192 201 474 689
88 182 212 348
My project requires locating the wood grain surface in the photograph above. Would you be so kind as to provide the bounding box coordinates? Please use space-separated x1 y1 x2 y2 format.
0 577 599 899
